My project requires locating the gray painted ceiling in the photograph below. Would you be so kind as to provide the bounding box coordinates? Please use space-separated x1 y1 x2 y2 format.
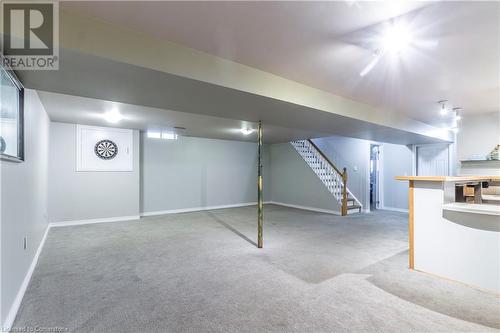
37 91 333 143
62 1 500 128
26 50 447 145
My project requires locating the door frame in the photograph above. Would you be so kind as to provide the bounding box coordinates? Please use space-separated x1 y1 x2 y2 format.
369 144 383 211
412 143 451 176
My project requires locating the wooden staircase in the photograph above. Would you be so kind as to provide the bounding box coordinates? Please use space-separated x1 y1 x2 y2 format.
291 139 363 215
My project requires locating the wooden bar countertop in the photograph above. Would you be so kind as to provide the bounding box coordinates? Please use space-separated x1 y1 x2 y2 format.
395 176 500 182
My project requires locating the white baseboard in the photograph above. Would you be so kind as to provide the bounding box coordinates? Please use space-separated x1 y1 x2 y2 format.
268 201 340 215
142 202 273 217
3 225 50 332
49 215 141 227
379 206 409 213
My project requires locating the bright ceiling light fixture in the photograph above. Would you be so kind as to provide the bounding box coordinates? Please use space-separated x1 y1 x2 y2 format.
381 22 413 55
453 107 463 121
103 109 123 123
360 20 415 77
438 100 449 116
240 128 254 135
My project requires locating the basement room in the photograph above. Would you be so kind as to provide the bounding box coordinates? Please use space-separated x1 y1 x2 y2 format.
1 1 499 332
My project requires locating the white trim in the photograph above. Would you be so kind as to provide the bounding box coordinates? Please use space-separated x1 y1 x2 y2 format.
3 225 50 332
141 202 272 217
268 201 341 215
49 215 140 227
379 206 409 213
411 144 417 176
378 145 384 209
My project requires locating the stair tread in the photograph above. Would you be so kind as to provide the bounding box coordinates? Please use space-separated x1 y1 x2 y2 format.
347 205 362 209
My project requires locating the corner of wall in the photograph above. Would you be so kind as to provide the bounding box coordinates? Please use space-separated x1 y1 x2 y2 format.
1 89 51 329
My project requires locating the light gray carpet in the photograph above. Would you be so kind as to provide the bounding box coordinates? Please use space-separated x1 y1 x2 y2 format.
13 205 500 332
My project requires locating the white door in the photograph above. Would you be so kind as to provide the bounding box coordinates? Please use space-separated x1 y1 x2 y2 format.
416 144 450 176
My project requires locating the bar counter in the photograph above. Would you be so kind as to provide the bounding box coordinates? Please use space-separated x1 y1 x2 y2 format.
397 176 499 294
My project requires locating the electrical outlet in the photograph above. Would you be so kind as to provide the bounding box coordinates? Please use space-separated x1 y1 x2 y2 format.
23 236 27 250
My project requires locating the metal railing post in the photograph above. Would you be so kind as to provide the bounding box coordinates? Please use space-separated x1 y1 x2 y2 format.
342 167 348 216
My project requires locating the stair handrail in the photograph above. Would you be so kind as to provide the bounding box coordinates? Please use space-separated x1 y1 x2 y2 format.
307 139 344 177
307 139 349 216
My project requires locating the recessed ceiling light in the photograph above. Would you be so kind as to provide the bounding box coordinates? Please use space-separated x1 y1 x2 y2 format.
103 109 123 123
240 128 254 135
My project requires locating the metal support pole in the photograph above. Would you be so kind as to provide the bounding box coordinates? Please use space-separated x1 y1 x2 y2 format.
257 121 263 248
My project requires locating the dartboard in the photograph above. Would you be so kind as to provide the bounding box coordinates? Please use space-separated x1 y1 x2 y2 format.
0 136 5 154
94 139 118 160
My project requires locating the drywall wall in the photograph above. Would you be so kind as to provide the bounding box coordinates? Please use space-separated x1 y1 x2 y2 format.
270 143 340 213
313 136 370 209
1 90 49 327
48 122 140 223
381 143 413 211
141 135 271 214
312 136 412 212
457 112 499 175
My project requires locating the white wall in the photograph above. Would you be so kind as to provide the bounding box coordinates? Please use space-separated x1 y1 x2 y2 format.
456 112 500 175
312 136 412 212
1 90 50 327
141 135 271 214
48 122 140 223
270 143 341 213
313 136 370 209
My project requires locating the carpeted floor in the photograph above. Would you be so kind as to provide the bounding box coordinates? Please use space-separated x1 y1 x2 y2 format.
13 205 500 332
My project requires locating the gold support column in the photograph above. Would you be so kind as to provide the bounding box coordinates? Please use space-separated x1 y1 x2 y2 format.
257 121 263 248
